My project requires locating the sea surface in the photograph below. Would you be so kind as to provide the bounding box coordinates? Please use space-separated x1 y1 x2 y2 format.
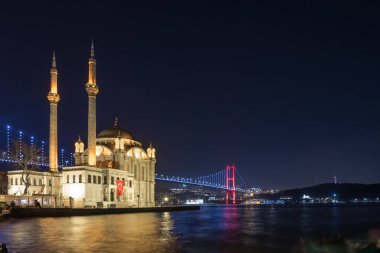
0 205 379 253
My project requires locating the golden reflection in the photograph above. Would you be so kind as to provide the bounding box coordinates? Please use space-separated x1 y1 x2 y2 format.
1 213 177 252
160 212 174 241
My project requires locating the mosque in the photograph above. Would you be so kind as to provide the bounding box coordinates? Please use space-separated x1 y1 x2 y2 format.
7 43 156 208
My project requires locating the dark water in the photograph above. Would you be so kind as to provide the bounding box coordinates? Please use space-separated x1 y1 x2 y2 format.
0 205 379 253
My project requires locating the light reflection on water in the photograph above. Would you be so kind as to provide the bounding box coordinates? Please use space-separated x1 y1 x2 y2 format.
0 206 379 253
0 213 177 253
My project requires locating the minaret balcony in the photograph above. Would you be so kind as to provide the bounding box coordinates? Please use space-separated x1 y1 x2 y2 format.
85 83 99 96
47 92 60 103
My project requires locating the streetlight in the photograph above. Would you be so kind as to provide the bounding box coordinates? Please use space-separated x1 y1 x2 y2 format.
162 196 169 206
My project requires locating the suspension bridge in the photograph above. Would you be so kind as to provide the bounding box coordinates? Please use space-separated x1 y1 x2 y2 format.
0 122 249 203
156 164 249 203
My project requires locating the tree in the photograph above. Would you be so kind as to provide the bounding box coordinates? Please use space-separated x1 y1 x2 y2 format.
9 140 45 195
0 172 7 194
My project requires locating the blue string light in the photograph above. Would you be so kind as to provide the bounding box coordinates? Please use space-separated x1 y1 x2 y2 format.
70 152 73 166
18 131 23 160
61 148 64 167
1 121 70 169
41 141 45 162
6 125 10 159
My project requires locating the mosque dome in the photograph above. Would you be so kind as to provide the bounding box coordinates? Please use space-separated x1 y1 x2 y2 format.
97 118 134 140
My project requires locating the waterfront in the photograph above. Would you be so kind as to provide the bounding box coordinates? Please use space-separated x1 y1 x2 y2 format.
0 205 379 253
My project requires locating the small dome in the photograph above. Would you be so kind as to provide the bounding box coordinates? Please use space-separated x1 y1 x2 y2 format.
97 118 134 140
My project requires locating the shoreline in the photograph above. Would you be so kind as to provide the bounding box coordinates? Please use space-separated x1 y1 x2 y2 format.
8 205 200 218
202 202 380 208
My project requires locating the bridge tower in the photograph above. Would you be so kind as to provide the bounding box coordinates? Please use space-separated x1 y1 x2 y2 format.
225 164 236 204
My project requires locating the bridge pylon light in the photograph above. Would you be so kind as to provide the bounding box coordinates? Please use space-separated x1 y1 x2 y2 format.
225 164 236 204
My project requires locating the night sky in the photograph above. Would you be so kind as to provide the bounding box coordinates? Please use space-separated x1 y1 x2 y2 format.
0 1 379 189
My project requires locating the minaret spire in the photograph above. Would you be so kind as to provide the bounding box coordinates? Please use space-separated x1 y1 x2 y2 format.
91 39 95 58
52 51 56 68
50 51 58 94
85 40 99 166
47 51 60 172
87 40 97 85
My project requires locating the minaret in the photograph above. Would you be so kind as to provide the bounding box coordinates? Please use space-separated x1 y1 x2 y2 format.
85 41 99 166
47 51 60 172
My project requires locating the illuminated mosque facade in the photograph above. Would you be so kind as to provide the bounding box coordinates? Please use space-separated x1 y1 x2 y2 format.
7 43 156 208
